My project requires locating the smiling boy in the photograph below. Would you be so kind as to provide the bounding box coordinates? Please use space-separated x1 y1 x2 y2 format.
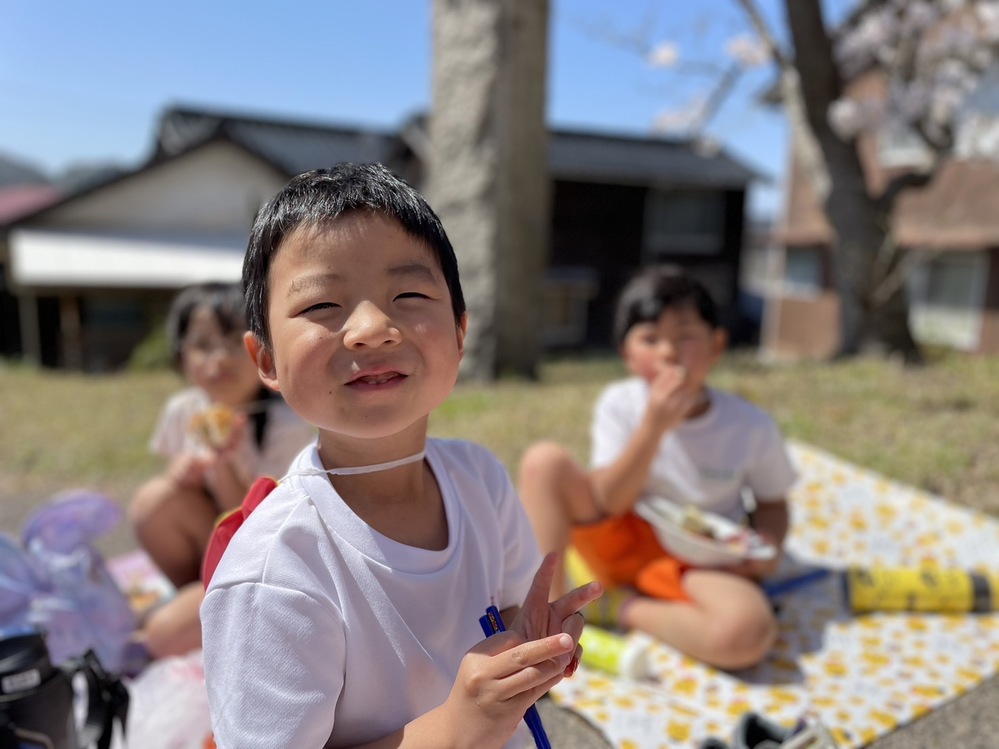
200 163 599 748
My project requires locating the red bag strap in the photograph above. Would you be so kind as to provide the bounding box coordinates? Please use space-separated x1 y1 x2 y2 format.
201 476 278 588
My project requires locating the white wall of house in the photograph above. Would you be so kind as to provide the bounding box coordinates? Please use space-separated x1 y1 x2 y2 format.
7 142 291 368
40 142 286 232
11 228 249 288
10 143 289 289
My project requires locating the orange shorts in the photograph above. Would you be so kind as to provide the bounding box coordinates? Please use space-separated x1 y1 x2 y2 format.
571 512 691 602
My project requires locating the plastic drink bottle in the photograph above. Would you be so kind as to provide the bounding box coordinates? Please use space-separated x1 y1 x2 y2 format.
579 626 655 679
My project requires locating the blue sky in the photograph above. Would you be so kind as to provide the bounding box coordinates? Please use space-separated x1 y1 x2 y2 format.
2 1 823 219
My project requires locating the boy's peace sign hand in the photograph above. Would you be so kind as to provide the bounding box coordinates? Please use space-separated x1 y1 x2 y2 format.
512 552 602 675
439 554 602 748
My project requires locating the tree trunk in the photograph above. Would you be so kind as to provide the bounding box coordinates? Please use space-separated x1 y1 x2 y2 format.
427 0 551 380
784 0 922 362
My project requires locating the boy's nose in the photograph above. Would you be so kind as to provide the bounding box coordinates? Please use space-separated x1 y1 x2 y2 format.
342 301 401 348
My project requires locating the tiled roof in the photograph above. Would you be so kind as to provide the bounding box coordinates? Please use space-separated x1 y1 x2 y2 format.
779 155 999 250
0 185 61 226
8 106 759 228
548 129 760 188
894 158 999 249
156 107 399 175
155 105 759 189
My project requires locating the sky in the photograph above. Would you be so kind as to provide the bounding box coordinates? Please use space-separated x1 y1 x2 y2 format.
2 1 811 219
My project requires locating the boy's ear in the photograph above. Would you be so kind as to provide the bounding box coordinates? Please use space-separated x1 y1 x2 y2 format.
711 327 728 361
455 313 468 359
244 331 280 392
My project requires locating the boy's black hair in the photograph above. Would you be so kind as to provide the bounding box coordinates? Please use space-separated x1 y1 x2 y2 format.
612 267 719 347
242 162 466 346
166 281 247 371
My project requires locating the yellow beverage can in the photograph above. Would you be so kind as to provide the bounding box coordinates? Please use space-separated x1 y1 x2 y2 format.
844 567 990 613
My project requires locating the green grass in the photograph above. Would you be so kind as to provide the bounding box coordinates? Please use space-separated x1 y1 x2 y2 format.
0 367 182 498
3 352 998 517
431 354 624 469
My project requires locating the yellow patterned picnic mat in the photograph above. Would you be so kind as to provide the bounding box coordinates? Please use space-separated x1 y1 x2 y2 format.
550 441 999 748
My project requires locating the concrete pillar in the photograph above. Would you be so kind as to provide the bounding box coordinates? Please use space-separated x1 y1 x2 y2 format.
17 292 41 367
59 294 83 370
428 0 551 380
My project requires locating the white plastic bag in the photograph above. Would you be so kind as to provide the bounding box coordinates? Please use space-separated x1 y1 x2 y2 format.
110 649 212 749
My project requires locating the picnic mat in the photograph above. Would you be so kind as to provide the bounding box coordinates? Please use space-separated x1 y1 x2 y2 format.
549 440 999 748
104 440 999 748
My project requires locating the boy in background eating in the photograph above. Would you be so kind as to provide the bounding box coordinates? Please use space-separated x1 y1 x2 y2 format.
519 268 797 669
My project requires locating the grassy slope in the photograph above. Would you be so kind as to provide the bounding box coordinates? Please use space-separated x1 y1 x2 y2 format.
2 352 997 518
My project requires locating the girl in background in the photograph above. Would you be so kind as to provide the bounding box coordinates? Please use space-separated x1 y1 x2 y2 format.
129 281 314 658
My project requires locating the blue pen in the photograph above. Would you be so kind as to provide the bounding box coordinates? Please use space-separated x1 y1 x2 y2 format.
479 605 552 749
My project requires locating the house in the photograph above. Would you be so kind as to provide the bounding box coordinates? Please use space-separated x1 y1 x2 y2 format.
0 184 62 358
764 69 999 359
2 105 760 370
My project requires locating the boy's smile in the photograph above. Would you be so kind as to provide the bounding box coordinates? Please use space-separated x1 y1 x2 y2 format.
247 211 466 461
346 365 406 390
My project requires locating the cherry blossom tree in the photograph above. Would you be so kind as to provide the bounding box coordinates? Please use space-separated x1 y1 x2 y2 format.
643 0 999 362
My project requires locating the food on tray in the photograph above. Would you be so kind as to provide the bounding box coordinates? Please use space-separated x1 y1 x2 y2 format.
635 497 777 566
679 505 716 538
718 528 754 555
680 506 757 553
189 404 236 449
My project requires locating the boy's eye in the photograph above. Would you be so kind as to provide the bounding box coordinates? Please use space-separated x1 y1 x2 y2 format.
678 328 706 341
395 291 430 300
301 302 339 314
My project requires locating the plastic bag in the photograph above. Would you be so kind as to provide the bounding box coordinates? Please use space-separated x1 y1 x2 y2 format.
0 491 137 673
109 649 212 749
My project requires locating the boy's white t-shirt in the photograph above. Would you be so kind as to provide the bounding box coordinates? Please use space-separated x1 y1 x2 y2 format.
201 437 540 749
591 379 797 521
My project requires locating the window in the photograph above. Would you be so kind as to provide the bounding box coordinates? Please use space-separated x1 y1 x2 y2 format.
908 251 989 350
878 121 932 169
541 267 599 347
782 246 825 296
83 297 146 328
643 189 726 259
956 63 999 158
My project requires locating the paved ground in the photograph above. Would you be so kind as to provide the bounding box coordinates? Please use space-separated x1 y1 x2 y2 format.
4 487 995 748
